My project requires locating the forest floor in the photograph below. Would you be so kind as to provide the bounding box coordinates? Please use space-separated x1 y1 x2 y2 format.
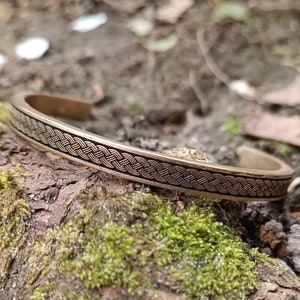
0 1 300 299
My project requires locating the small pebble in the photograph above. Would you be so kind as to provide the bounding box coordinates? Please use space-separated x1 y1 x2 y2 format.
0 53 7 65
15 37 49 60
71 12 107 32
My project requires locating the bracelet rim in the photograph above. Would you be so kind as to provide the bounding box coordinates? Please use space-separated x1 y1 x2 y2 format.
9 93 293 201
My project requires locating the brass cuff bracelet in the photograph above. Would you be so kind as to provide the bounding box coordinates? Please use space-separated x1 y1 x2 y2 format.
9 94 293 201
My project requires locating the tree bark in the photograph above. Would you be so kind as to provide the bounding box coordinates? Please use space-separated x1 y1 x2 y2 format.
0 127 300 300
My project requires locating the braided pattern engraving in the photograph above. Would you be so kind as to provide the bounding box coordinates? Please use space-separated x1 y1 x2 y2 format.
10 106 290 200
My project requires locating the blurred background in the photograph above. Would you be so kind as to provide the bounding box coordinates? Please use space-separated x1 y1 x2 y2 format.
1 0 300 181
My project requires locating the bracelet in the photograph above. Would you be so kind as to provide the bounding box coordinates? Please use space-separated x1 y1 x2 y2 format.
9 94 293 201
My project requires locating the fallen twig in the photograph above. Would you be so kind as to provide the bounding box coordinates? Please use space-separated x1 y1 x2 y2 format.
188 69 210 115
196 28 258 101
196 29 231 85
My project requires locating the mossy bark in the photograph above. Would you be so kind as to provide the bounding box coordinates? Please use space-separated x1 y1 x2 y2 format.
0 123 300 300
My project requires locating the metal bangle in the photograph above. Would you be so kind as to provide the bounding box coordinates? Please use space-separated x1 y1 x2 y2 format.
9 94 293 201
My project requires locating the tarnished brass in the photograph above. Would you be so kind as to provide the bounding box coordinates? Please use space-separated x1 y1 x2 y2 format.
10 94 293 201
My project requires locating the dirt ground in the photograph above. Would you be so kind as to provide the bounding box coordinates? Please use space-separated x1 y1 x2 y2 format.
1 1 299 156
1 0 300 299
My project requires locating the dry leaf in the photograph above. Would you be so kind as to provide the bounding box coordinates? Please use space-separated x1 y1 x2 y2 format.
262 75 300 106
127 16 154 37
145 34 178 52
156 0 194 24
93 83 105 102
243 105 300 147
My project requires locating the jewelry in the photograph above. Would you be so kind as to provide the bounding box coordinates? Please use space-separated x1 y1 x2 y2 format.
10 94 293 201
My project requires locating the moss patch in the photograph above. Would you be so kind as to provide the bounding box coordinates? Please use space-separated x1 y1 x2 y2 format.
266 140 293 155
271 45 300 64
28 190 265 299
220 117 242 136
0 102 9 124
0 172 31 282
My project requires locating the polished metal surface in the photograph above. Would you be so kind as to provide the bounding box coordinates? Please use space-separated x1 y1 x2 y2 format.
10 94 293 201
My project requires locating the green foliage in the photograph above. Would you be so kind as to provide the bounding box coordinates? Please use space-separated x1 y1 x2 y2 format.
212 1 250 24
30 283 97 300
0 102 10 124
128 100 143 115
31 284 54 300
29 191 261 299
266 140 293 155
145 34 178 52
0 172 31 282
221 117 242 135
271 45 300 64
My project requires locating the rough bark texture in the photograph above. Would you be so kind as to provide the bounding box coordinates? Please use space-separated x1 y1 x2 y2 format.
0 127 300 300
1 128 134 230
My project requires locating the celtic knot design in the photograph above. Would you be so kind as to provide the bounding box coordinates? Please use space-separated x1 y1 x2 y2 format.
10 106 290 200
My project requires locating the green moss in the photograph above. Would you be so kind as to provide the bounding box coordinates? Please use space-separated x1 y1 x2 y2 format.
0 172 31 282
29 190 263 299
31 284 54 300
31 283 98 300
271 45 295 58
0 102 10 124
220 117 242 136
128 100 143 115
266 140 293 155
212 1 251 25
271 45 300 63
